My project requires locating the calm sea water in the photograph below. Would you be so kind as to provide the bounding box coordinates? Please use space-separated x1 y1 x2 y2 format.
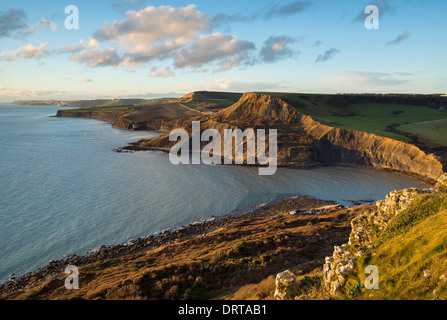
0 104 422 282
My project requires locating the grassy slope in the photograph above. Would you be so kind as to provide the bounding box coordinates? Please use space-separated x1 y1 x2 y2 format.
340 193 447 300
399 118 447 147
171 91 243 112
58 92 242 121
261 92 447 146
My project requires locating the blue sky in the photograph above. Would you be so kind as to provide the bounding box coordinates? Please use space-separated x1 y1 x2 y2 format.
0 0 446 101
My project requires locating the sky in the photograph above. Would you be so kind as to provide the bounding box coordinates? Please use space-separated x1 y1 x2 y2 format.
0 0 446 101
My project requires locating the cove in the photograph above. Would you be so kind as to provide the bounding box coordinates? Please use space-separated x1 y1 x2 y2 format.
0 104 422 282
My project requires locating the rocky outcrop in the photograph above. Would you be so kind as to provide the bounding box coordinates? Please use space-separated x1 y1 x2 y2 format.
276 173 446 297
435 173 447 191
274 270 303 300
321 176 446 294
322 188 430 294
348 188 432 247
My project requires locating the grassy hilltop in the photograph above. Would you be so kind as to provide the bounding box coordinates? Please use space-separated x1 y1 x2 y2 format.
264 92 447 148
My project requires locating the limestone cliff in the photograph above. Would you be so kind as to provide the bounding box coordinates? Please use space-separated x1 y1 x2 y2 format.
130 92 444 181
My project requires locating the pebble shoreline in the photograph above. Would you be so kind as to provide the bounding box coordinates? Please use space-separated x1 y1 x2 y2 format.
0 195 338 294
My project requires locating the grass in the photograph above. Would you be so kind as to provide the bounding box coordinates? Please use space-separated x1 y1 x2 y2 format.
341 193 447 300
261 92 447 146
174 91 243 112
314 103 446 142
399 118 447 147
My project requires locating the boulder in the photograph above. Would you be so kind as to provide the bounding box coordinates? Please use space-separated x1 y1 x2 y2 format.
274 270 302 300
435 173 447 192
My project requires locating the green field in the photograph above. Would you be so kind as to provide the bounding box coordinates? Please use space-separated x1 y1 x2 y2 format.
263 92 447 146
399 118 447 147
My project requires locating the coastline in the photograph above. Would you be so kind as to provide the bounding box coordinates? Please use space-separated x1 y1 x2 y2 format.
0 106 439 299
1 193 368 300
0 195 337 286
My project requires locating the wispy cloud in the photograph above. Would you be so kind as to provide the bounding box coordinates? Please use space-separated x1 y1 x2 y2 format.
336 70 423 86
179 80 283 93
266 0 310 19
69 47 122 68
0 86 68 101
0 42 50 61
92 5 210 45
112 0 146 11
212 1 310 26
260 35 298 63
149 67 175 78
0 9 27 37
352 0 394 23
79 78 92 83
0 9 58 38
387 30 411 45
315 48 340 63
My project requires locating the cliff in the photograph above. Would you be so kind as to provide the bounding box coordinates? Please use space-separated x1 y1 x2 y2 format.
129 92 444 182
56 109 149 130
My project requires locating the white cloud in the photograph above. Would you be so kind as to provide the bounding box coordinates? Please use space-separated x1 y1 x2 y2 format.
79 78 93 83
93 5 209 47
19 17 58 37
69 47 122 68
174 33 255 71
67 5 257 73
0 42 50 61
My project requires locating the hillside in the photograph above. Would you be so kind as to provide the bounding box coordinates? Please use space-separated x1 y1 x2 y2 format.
51 92 447 168
170 91 243 112
3 92 447 300
0 196 358 300
2 175 446 300
273 174 447 300
126 92 444 181
263 93 447 167
55 92 242 130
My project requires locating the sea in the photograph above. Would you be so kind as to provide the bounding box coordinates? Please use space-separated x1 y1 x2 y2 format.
0 104 422 282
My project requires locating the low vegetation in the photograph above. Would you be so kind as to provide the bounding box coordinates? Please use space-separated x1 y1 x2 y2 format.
284 192 447 300
264 92 447 147
1 199 362 300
